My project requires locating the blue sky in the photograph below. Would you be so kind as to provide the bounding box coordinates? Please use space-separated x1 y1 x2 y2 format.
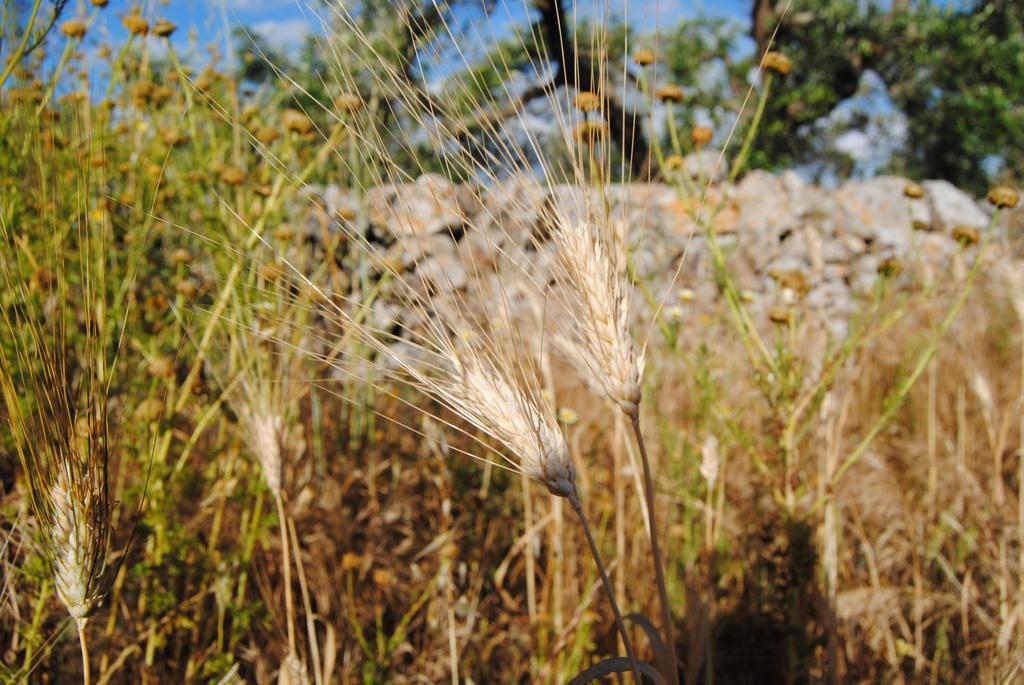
60 0 753 70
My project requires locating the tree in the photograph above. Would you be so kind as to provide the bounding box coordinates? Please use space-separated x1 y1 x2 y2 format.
749 0 1024 192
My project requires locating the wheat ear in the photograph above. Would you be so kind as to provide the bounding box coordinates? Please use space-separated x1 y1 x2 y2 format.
551 217 678 684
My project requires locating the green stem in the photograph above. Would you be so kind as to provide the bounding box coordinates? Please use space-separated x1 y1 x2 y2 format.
833 211 1001 485
275 493 297 657
0 0 44 90
569 491 644 684
729 73 773 183
630 414 679 685
78 619 91 685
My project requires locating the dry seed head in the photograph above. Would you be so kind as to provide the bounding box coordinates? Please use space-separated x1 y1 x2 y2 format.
131 80 154 106
691 126 713 146
952 225 980 246
655 84 684 103
122 14 149 36
405 332 576 498
769 269 810 298
633 48 655 66
573 90 601 113
150 84 173 107
454 355 574 496
553 221 644 416
903 182 925 199
769 307 793 325
277 652 311 685
91 0 108 5
282 108 314 135
242 411 284 495
61 18 88 39
256 125 281 144
762 51 792 76
152 19 177 37
134 397 164 422
998 261 1024 321
174 278 198 297
220 165 247 186
163 129 187 146
333 92 363 114
663 154 685 172
146 356 175 378
877 257 903 279
988 186 1020 209
700 435 720 489
50 473 105 621
573 120 609 145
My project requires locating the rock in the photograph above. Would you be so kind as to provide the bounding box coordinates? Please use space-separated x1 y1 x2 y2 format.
367 174 477 238
833 176 915 251
415 252 469 292
851 254 882 293
683 150 729 184
923 180 989 232
733 171 802 242
290 172 1015 355
821 235 858 263
387 233 456 269
543 184 600 232
457 225 506 271
806 279 854 312
472 177 547 246
608 184 683 238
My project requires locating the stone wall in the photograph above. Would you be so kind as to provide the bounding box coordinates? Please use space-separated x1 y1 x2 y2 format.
310 172 1021 340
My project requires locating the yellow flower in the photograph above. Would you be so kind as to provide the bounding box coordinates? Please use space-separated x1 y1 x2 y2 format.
122 14 149 36
334 92 363 114
633 49 655 66
282 108 315 135
60 18 88 39
573 90 601 112
762 51 791 76
903 182 925 199
691 126 713 146
655 84 684 104
573 120 609 144
987 186 1019 209
951 225 980 246
152 19 177 37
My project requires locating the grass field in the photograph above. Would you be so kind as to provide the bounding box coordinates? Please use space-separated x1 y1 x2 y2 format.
0 2 1022 683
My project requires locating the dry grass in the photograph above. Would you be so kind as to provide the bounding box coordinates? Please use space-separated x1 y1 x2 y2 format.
0 1 1022 684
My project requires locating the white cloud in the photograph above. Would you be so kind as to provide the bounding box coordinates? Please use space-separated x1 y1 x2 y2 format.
222 0 279 10
251 18 312 56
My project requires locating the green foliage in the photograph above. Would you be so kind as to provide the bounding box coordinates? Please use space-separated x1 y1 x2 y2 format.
757 0 1024 191
891 1 1024 190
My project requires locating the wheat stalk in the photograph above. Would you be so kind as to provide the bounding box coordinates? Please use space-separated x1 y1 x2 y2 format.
0 220 116 685
548 214 679 683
